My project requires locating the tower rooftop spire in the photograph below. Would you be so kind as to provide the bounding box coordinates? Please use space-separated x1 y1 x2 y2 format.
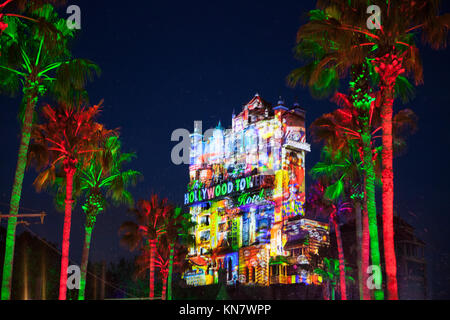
273 97 288 111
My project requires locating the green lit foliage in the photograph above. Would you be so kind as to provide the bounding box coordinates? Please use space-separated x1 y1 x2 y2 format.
311 145 362 202
160 207 195 300
80 136 141 219
314 257 353 300
81 189 105 226
164 207 196 250
0 4 100 111
305 180 352 223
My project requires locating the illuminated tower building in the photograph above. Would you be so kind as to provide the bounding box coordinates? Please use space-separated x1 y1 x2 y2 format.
183 94 329 287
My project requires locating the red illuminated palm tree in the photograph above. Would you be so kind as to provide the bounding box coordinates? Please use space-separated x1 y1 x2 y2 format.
119 195 170 299
290 0 449 299
29 102 113 300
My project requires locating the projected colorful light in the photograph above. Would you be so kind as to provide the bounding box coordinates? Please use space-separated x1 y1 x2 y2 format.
183 94 329 287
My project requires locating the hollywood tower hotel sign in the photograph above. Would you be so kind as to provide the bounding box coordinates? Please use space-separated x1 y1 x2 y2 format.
183 94 329 287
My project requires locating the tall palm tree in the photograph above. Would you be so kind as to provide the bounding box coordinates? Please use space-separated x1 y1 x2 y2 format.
29 102 113 300
311 89 418 299
77 136 141 300
119 195 170 299
310 94 385 299
0 4 99 300
289 0 449 299
305 180 353 300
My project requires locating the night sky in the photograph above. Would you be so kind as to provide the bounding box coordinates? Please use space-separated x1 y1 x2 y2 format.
0 0 449 297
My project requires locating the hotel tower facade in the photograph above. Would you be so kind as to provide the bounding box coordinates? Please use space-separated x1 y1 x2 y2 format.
183 94 329 287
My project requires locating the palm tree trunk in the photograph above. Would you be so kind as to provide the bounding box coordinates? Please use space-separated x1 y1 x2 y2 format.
362 199 371 300
380 86 399 300
59 167 76 300
361 131 384 300
333 218 347 300
78 218 95 300
354 200 363 299
374 53 402 300
1 86 38 300
167 243 175 300
161 274 168 300
149 240 156 299
331 283 335 301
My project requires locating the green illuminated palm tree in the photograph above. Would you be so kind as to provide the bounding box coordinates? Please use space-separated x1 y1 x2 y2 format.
163 207 195 300
0 4 99 300
314 257 354 300
77 136 141 300
289 0 449 299
29 102 113 300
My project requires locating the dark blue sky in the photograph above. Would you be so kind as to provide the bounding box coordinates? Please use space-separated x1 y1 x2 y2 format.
0 0 449 295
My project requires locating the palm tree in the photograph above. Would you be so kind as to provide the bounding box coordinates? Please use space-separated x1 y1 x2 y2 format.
134 247 169 299
134 240 189 300
0 0 64 30
163 207 195 300
305 180 352 300
77 136 141 300
0 5 99 300
311 144 368 299
119 195 170 299
314 257 354 300
289 0 449 299
311 88 418 299
310 94 385 299
29 102 113 300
